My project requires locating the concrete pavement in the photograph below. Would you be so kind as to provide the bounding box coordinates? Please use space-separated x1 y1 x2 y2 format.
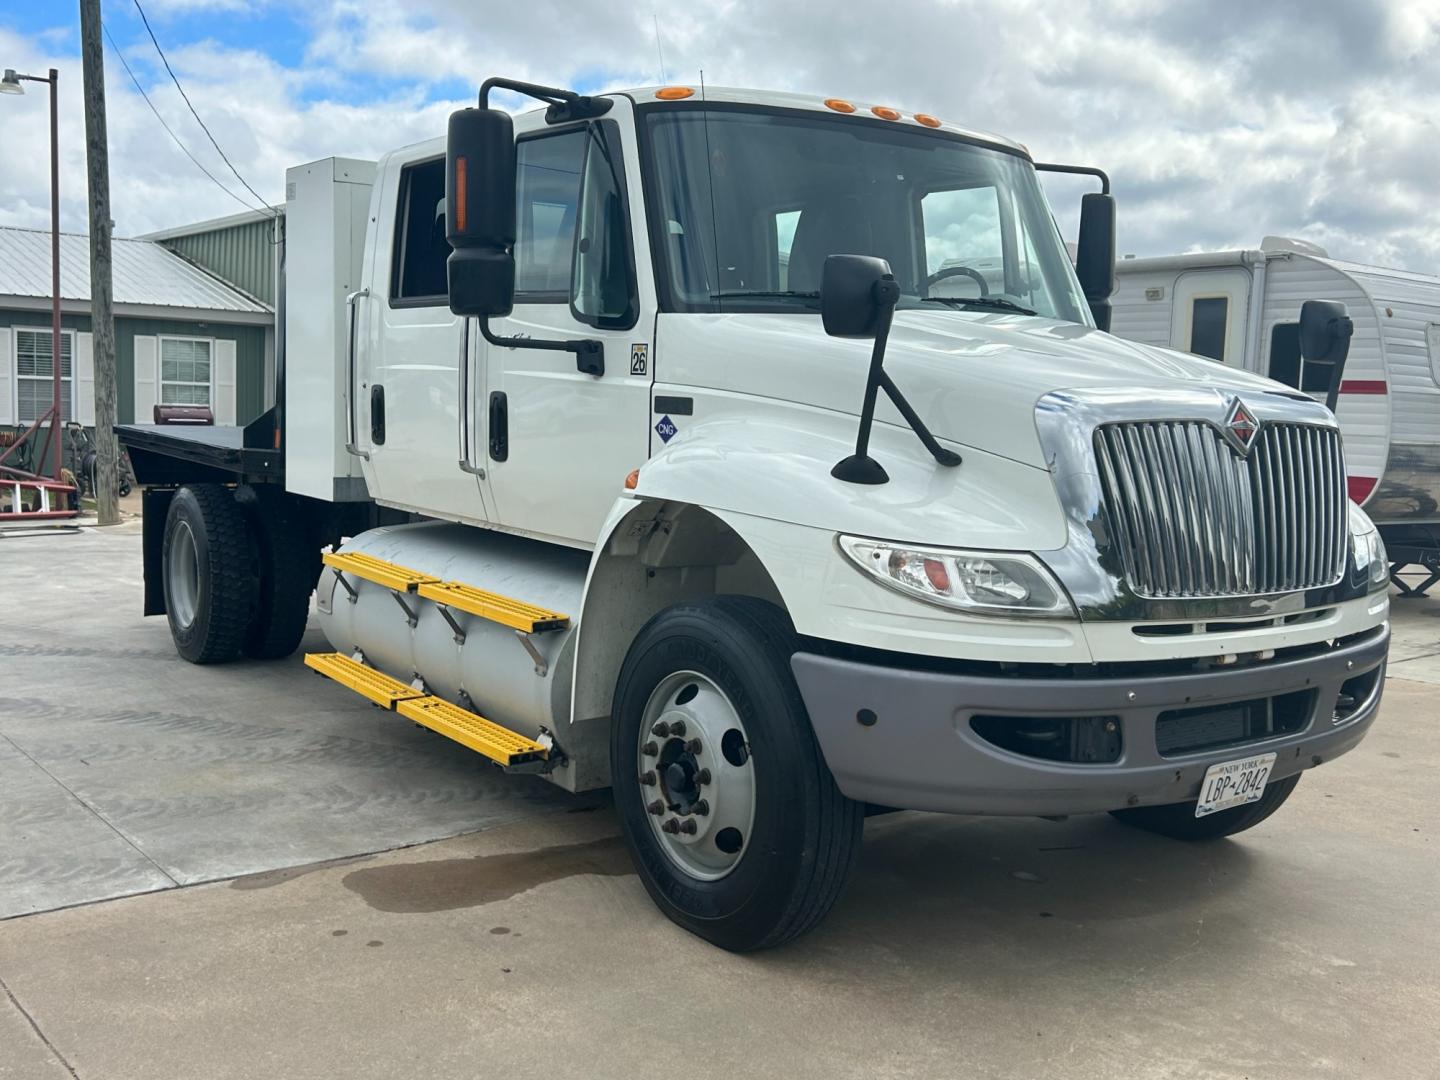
0 524 1437 1079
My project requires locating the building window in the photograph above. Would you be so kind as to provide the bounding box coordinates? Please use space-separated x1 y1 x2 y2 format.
160 337 213 406
15 328 73 424
390 158 451 303
1189 297 1228 362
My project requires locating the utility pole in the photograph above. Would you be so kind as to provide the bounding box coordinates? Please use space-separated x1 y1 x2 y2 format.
80 0 119 525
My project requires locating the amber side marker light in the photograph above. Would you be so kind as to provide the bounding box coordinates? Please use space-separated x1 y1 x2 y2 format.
871 106 900 120
453 156 468 232
655 86 695 100
913 114 942 128
624 469 640 490
824 98 856 113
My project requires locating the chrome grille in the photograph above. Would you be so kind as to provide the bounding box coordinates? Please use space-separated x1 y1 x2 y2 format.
1095 421 1346 598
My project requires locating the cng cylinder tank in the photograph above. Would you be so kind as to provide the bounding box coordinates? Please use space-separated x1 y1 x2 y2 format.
315 521 590 745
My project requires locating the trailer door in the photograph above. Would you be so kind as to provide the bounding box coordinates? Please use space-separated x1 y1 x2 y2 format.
1170 269 1252 370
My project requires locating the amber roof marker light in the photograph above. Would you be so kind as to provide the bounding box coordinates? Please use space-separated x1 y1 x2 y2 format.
655 86 695 100
870 106 900 120
823 98 856 113
913 113 942 128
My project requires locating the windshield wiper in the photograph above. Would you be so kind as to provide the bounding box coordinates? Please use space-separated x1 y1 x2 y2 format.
921 296 1038 316
711 290 821 302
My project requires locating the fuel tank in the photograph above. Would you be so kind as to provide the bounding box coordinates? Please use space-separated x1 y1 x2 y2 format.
315 521 591 784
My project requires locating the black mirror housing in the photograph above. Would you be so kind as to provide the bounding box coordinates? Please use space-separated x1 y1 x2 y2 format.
1299 299 1354 364
1075 192 1116 331
822 254 898 338
446 107 517 318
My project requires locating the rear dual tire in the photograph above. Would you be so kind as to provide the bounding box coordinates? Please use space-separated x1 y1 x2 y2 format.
161 483 315 664
611 597 864 952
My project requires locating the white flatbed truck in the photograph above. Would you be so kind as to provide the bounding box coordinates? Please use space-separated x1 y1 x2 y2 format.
119 78 1391 951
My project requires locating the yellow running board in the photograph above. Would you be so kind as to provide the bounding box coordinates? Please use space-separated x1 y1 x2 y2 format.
303 652 549 768
322 550 438 593
417 580 570 633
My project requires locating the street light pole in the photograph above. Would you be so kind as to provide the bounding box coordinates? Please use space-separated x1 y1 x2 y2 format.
0 67 64 487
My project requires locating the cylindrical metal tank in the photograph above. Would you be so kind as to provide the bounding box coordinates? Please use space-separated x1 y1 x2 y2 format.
315 521 590 740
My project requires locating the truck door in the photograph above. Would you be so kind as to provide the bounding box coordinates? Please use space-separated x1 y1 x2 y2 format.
1170 269 1252 370
482 117 651 546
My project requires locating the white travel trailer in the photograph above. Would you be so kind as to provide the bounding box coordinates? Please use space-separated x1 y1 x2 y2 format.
1111 239 1440 585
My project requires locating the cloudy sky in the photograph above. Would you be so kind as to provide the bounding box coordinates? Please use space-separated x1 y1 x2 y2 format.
1 0 1436 271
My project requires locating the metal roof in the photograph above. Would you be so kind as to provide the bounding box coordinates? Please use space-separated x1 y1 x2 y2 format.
0 226 270 314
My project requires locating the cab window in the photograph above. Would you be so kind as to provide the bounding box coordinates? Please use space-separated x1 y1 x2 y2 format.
390 158 450 304
515 131 587 299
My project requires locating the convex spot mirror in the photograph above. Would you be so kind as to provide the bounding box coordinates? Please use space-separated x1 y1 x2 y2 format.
1299 299 1354 364
822 254 901 338
446 107 517 318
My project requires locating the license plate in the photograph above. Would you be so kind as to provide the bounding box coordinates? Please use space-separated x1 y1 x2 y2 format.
1195 752 1277 818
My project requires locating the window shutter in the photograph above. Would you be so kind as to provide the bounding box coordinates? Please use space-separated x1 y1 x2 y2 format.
0 328 12 425
215 338 237 425
134 335 158 424
75 331 95 426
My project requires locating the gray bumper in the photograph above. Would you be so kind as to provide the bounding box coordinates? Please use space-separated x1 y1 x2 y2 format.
791 626 1389 816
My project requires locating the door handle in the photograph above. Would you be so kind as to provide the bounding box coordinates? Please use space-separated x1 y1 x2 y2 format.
344 287 370 460
488 391 508 462
457 318 485 477
370 385 386 445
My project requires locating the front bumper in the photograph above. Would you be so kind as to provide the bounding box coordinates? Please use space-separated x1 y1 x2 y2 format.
791 625 1389 816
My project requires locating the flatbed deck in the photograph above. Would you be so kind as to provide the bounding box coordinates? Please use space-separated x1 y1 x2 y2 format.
118 419 283 486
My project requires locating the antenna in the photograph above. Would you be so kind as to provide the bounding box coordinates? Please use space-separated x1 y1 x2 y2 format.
652 13 668 84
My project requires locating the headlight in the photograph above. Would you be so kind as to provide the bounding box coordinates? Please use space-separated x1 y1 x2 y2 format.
1348 503 1388 591
838 536 1075 617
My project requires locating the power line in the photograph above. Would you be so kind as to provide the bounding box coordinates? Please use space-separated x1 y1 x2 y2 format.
102 21 274 222
129 0 278 217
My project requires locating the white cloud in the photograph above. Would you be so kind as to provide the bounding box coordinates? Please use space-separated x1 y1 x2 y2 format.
0 2 1436 271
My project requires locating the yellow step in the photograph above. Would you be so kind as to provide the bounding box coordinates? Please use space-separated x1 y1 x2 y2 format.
304 652 425 709
416 580 570 633
396 696 549 767
303 652 548 768
323 550 439 593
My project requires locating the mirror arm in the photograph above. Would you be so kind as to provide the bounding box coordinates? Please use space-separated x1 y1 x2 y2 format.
479 77 612 122
1033 162 1110 195
478 317 604 377
832 289 962 485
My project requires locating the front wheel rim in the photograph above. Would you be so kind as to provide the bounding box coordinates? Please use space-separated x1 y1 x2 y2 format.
636 670 756 882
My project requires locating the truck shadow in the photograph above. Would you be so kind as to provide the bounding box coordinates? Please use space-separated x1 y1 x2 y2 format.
787 809 1260 975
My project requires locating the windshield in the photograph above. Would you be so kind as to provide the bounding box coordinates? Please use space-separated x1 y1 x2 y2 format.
643 106 1090 324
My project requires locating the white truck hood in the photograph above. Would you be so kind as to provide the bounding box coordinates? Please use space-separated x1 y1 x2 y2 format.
663 310 1290 470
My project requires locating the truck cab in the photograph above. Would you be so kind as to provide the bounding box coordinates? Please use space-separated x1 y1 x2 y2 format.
122 80 1391 953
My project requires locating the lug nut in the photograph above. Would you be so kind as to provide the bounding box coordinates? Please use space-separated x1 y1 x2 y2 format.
679 819 698 835
642 741 658 757
640 770 657 786
692 799 709 816
695 768 712 786
652 721 671 737
685 738 702 755
647 799 664 816
661 818 681 834
669 720 686 737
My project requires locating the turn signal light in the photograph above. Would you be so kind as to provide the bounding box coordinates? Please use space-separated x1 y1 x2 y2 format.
453 156 468 232
655 86 695 100
870 106 900 120
824 98 856 113
913 114 941 128
625 469 640 490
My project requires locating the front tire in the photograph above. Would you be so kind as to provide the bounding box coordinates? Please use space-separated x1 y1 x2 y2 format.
611 596 864 952
162 484 253 664
1109 773 1301 841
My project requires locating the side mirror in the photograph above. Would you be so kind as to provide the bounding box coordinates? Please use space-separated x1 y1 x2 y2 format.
1075 192 1116 331
446 107 517 318
1298 299 1354 412
821 254 900 338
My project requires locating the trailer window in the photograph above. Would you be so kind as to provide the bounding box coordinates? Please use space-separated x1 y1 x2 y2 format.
516 131 587 299
1189 297 1228 362
1269 322 1333 393
390 158 451 304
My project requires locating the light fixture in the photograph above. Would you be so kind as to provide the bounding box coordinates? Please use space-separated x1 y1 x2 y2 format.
0 70 25 96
